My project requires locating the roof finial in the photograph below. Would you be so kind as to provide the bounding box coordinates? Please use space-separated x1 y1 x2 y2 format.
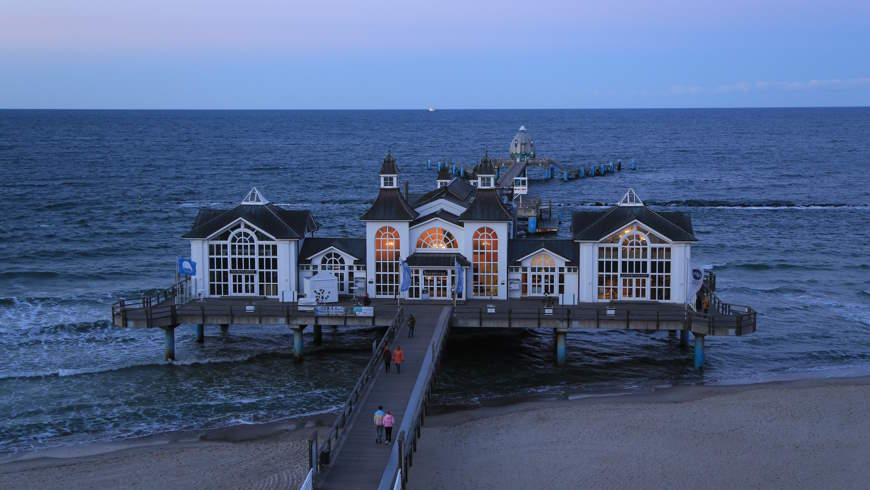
618 188 643 207
241 186 268 205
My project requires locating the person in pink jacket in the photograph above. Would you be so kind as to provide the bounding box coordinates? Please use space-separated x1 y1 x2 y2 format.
382 410 395 444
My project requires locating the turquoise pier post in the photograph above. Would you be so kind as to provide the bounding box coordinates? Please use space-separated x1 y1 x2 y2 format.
313 325 322 345
679 329 688 348
196 324 204 344
164 327 175 361
694 334 705 370
293 327 304 360
555 330 567 366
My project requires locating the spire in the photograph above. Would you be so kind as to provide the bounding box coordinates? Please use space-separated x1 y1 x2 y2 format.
379 150 399 188
618 188 643 207
241 187 268 205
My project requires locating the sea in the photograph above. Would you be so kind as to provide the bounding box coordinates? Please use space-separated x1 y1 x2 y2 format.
1 108 869 456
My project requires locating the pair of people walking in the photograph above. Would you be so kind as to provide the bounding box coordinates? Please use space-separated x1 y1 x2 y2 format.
373 406 395 444
383 344 404 374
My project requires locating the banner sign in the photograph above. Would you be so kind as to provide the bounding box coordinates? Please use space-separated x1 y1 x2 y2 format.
687 263 705 303
177 257 196 276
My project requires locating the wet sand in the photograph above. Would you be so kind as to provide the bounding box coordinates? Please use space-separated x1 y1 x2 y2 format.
410 376 870 489
2 377 869 489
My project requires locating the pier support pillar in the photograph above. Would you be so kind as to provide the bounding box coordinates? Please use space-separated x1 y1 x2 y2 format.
694 334 705 370
668 330 676 339
293 327 304 360
313 325 322 345
163 327 176 362
220 324 229 334
196 324 204 344
679 329 689 348
555 330 567 366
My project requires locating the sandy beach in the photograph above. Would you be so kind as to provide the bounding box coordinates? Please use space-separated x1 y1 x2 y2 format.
3 377 869 490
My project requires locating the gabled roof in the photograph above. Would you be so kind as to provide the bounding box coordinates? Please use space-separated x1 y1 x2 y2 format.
436 166 452 181
571 206 696 242
410 210 462 227
508 239 577 265
414 178 475 208
475 152 496 175
183 203 317 239
459 189 513 222
300 237 365 263
361 188 418 221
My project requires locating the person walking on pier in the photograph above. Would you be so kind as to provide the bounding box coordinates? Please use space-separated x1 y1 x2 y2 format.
383 345 392 373
374 406 385 444
393 345 404 374
408 314 416 338
383 410 395 444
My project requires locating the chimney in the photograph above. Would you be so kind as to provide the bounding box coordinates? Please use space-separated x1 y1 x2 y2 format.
404 181 409 200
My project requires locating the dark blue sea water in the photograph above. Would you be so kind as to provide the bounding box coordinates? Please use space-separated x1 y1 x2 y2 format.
1 109 869 455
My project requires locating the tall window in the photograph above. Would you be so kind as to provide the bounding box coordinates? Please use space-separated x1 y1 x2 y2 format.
230 230 256 295
321 252 346 292
258 242 278 296
529 253 556 295
597 245 618 300
209 243 229 296
375 226 400 296
621 233 648 275
650 246 671 300
472 227 498 297
416 228 458 250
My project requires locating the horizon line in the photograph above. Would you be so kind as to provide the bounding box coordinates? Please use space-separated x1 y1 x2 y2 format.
1 105 869 111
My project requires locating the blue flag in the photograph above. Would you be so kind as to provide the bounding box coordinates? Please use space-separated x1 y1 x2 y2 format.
454 258 464 295
177 257 196 276
400 261 412 293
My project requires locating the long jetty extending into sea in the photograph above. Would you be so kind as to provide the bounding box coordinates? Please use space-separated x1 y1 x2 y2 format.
112 271 754 489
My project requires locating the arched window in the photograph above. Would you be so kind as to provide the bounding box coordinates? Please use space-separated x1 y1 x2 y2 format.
620 232 649 299
416 228 458 250
529 253 556 296
472 227 498 297
321 252 347 292
230 229 257 295
375 226 400 296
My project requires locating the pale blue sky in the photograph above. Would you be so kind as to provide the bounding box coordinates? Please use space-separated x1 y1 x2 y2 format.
1 0 869 108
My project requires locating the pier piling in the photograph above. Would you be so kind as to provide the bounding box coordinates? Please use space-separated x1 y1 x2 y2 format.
555 329 567 366
668 330 677 339
313 325 322 345
293 327 304 360
220 324 228 334
196 324 204 344
694 334 705 370
163 326 176 361
679 329 688 348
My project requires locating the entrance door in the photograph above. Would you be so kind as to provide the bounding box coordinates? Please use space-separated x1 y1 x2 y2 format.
231 272 256 295
620 277 647 300
422 270 449 299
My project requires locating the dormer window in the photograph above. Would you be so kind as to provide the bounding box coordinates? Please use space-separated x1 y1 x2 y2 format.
381 175 397 188
437 180 449 188
478 175 494 189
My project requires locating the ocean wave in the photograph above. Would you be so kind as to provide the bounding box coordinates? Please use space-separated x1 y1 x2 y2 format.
0 349 299 381
644 199 870 210
714 261 827 271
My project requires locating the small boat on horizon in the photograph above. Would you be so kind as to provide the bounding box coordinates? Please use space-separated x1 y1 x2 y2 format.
428 106 436 112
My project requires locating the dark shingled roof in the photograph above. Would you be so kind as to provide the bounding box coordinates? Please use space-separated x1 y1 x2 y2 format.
475 153 496 175
361 188 418 221
300 237 365 262
413 178 475 208
436 166 452 181
508 239 577 265
183 204 317 239
410 210 462 227
380 151 399 175
459 189 513 222
406 252 470 267
572 206 696 242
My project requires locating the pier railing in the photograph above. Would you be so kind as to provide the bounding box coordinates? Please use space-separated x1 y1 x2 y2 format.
111 277 193 327
382 306 452 490
316 307 406 475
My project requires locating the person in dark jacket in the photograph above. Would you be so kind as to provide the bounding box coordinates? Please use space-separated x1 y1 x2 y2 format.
407 314 416 338
383 345 391 373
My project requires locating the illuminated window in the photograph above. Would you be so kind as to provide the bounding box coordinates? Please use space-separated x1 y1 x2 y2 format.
375 226 400 296
529 253 556 296
321 252 347 293
650 246 671 300
472 227 498 297
597 245 618 300
416 228 458 250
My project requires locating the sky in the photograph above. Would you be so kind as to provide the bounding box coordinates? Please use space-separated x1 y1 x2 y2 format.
1 0 869 109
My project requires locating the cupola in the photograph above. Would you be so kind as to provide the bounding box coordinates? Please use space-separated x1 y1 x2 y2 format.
476 151 496 189
379 150 399 189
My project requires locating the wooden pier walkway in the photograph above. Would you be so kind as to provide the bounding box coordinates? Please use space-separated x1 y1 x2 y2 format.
317 305 451 490
496 160 526 188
